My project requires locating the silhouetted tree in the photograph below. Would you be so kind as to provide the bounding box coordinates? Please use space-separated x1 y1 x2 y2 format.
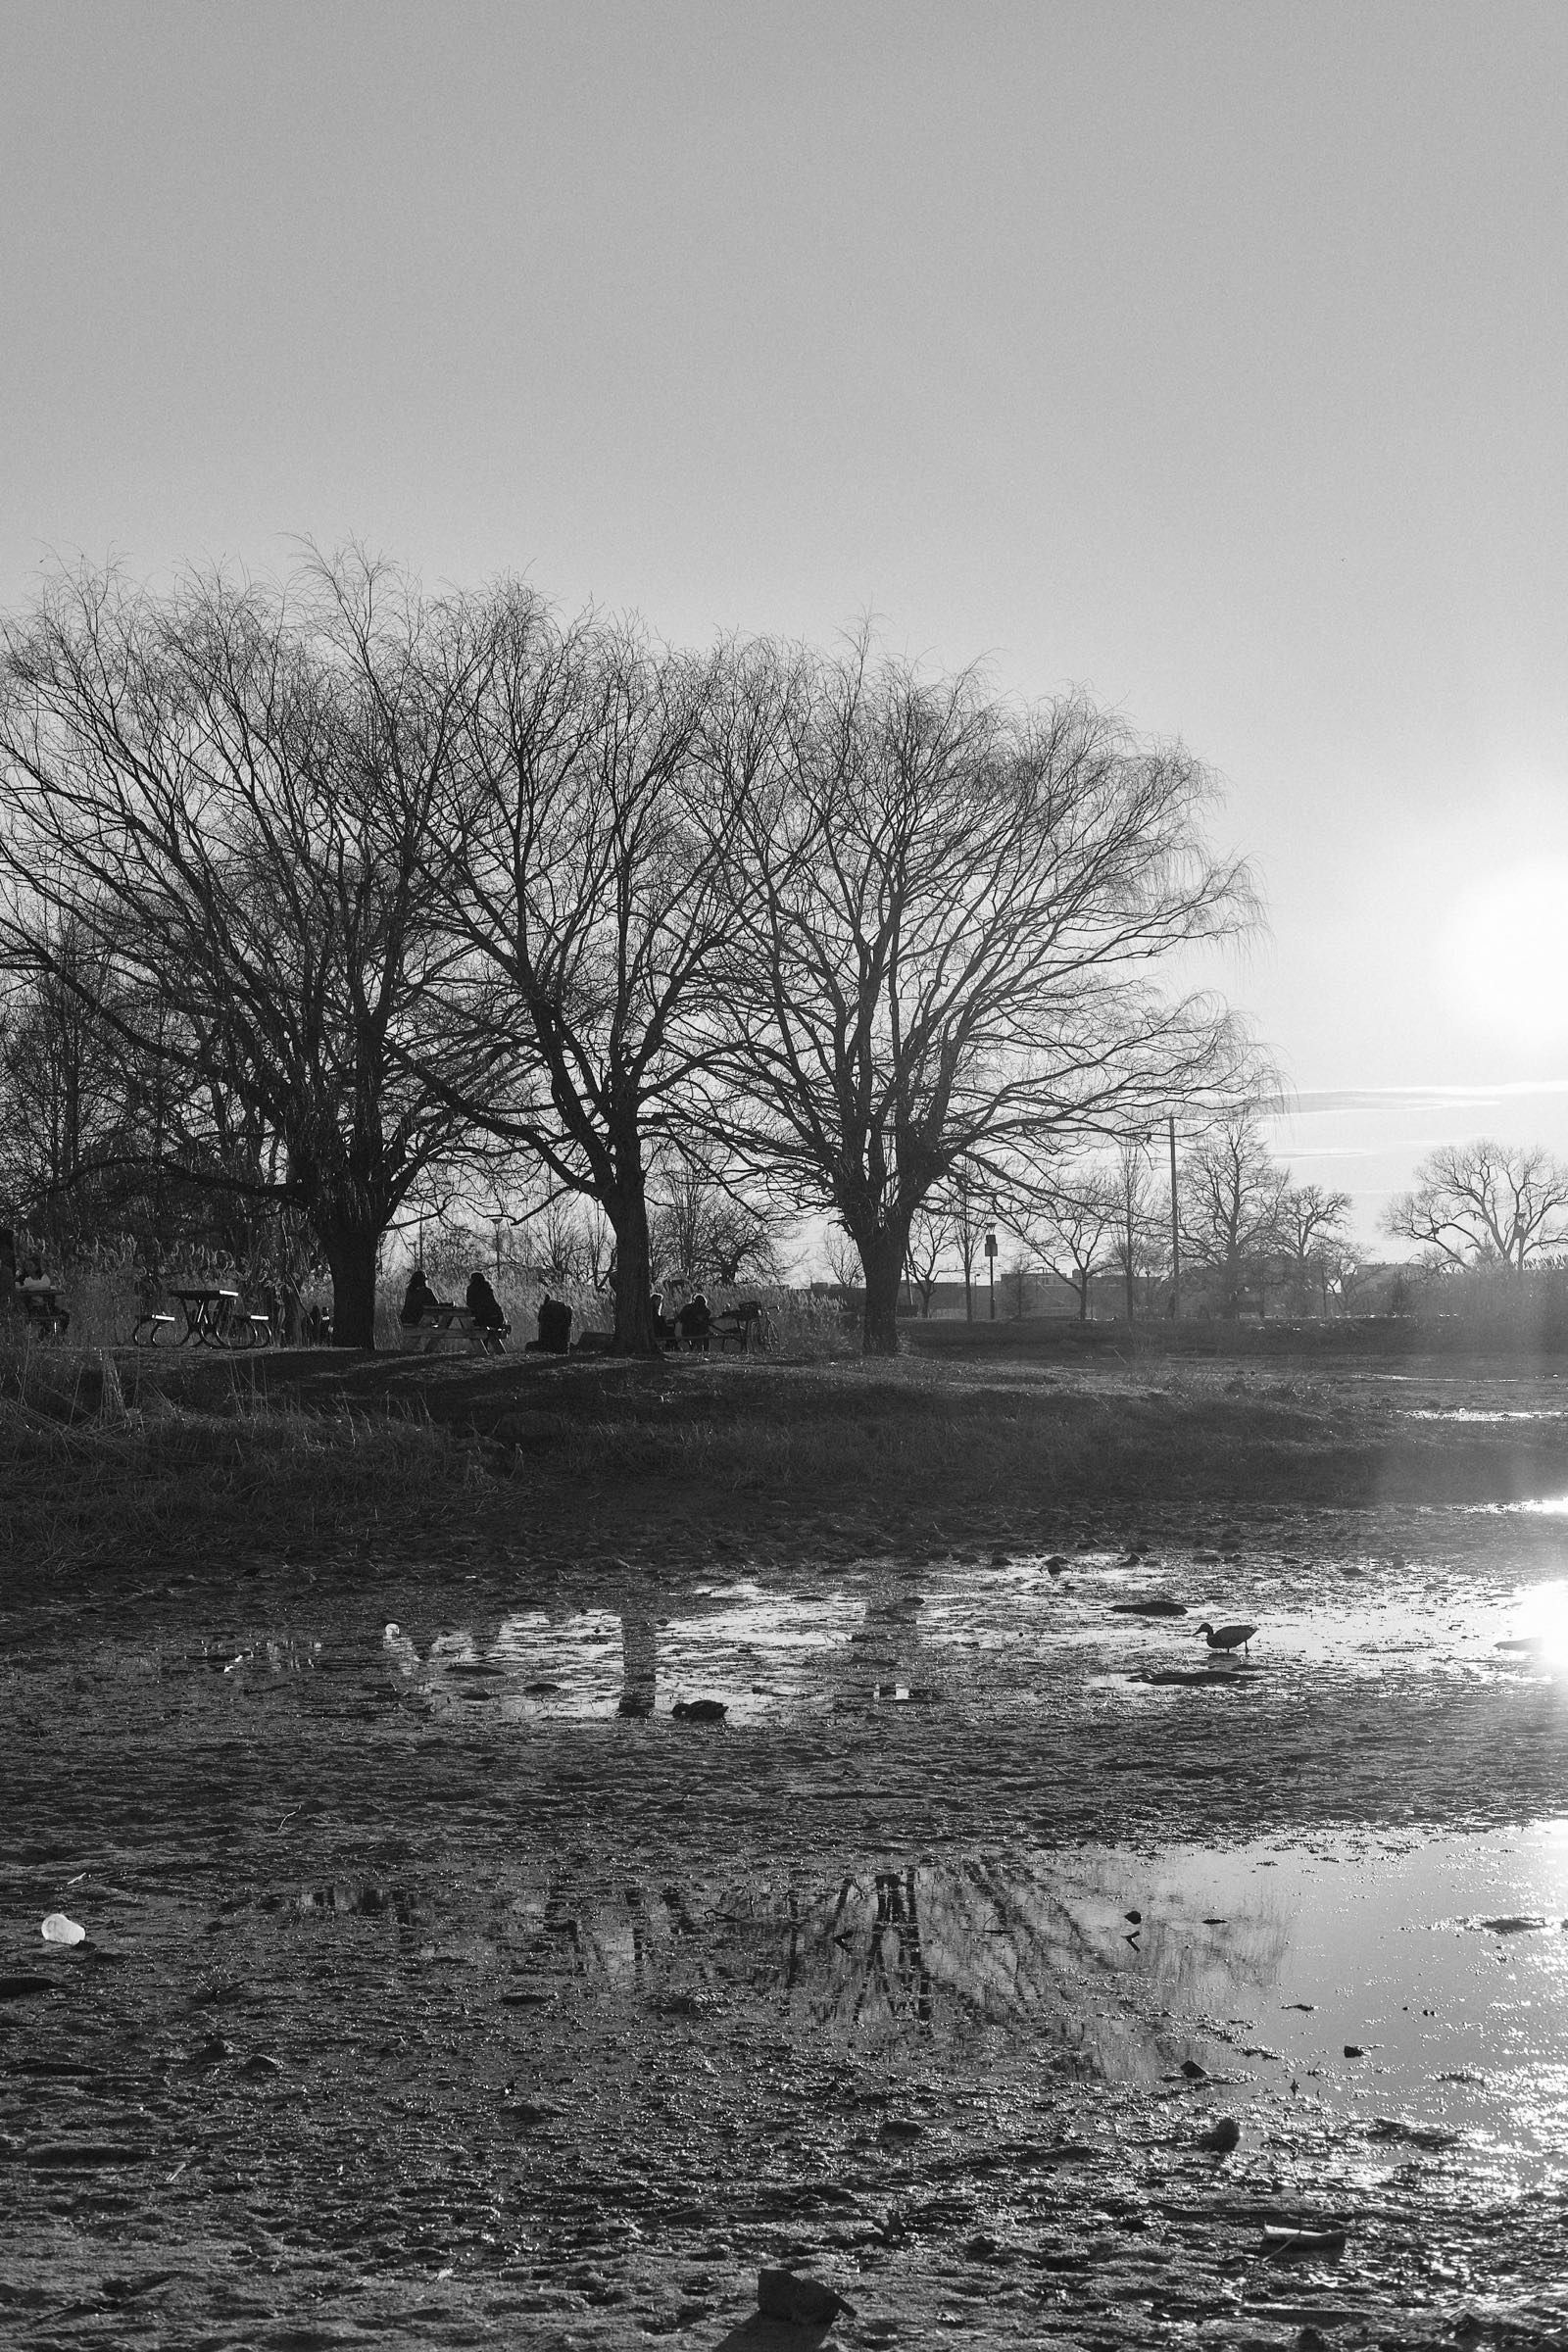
1277 1180 1352 1312
1383 1140 1568 1271
0 556 498 1345
715 638 1255 1352
435 591 730 1353
1179 1111 1286 1316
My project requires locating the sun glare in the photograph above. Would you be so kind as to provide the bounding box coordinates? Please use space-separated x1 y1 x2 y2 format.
1514 1580 1568 1670
1442 863 1568 1052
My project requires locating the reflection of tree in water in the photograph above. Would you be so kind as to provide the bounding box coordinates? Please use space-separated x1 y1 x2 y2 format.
790 1855 1289 2072
497 1848 1291 2079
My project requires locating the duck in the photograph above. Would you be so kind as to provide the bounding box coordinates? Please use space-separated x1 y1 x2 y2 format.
1197 1620 1256 1659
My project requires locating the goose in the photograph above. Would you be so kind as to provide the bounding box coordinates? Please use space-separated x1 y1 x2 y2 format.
1198 1620 1256 1659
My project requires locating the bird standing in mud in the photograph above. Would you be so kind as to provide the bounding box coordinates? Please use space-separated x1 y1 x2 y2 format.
1198 1620 1256 1660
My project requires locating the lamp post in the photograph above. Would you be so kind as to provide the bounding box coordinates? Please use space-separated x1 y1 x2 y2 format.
1166 1111 1181 1320
985 1226 997 1320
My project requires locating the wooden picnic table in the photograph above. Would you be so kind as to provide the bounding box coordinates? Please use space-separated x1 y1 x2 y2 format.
402 1303 509 1356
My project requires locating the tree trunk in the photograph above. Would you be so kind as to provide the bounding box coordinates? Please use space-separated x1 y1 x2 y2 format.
609 1189 661 1355
858 1228 906 1356
320 1222 381 1348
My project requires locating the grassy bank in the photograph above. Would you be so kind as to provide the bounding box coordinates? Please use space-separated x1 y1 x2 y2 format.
7 1341 1568 1594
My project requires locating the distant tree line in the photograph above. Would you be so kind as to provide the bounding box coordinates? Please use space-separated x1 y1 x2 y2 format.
0 554 1258 1352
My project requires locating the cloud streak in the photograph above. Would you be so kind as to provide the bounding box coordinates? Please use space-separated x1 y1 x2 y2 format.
1266 1081 1568 1118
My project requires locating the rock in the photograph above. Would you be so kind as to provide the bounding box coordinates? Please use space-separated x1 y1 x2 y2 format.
0 1973 54 2000
239 2052 282 2077
671 1698 727 1723
1045 1554 1068 1572
757 2268 854 2324
1180 2059 1207 2079
1198 2115 1240 2151
501 2098 564 2126
40 1913 85 1946
1343 2043 1365 2059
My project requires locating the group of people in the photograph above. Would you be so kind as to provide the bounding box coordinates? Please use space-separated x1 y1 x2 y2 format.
653 1288 712 1348
396 1267 726 1357
400 1264 510 1348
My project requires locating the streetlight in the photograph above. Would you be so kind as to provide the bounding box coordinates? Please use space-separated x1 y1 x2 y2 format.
1166 1112 1180 1321
985 1225 997 1320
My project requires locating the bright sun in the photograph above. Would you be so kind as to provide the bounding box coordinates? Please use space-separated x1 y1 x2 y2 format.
1442 862 1568 1053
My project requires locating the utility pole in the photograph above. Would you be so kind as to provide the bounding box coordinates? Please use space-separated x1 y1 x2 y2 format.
985 1226 997 1320
1168 1111 1180 1319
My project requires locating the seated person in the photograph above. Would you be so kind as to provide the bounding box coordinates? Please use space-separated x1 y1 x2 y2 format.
18 1252 68 1332
651 1289 677 1345
400 1266 443 1326
527 1293 573 1355
466 1268 508 1336
675 1290 713 1345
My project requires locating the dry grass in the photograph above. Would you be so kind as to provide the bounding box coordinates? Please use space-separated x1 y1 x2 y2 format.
9 1342 1568 1600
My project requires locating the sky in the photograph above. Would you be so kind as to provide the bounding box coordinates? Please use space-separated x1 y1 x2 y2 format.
3 0 1566 1253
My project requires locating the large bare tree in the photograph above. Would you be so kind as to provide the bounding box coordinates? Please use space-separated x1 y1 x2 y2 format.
1384 1140 1568 1271
713 640 1255 1352
0 557 496 1345
434 590 733 1353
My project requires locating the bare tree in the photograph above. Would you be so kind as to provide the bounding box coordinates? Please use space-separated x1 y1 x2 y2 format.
0 558 498 1345
435 591 731 1353
1107 1140 1170 1324
1179 1111 1287 1316
1014 1165 1119 1322
822 1224 862 1294
1383 1140 1568 1271
714 638 1254 1353
651 1154 788 1291
904 1198 950 1316
1277 1180 1352 1313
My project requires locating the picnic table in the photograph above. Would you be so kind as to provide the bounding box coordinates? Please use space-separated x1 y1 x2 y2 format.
402 1303 509 1357
132 1288 273 1349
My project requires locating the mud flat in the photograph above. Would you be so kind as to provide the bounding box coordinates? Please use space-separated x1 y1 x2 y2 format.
4 1352 1568 2343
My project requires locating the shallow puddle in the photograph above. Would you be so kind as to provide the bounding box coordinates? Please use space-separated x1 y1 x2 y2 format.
379 1533 1568 1728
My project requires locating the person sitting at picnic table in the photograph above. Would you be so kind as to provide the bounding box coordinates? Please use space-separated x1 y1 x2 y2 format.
675 1291 713 1347
465 1268 507 1335
400 1266 444 1327
17 1251 69 1333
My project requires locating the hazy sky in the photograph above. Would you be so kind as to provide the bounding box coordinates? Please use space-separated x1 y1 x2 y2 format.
4 1 1565 1247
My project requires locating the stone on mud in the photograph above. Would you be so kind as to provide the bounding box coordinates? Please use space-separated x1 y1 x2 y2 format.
758 2267 853 2323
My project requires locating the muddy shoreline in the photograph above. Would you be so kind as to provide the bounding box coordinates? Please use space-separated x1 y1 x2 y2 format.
6 1358 1568 2346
